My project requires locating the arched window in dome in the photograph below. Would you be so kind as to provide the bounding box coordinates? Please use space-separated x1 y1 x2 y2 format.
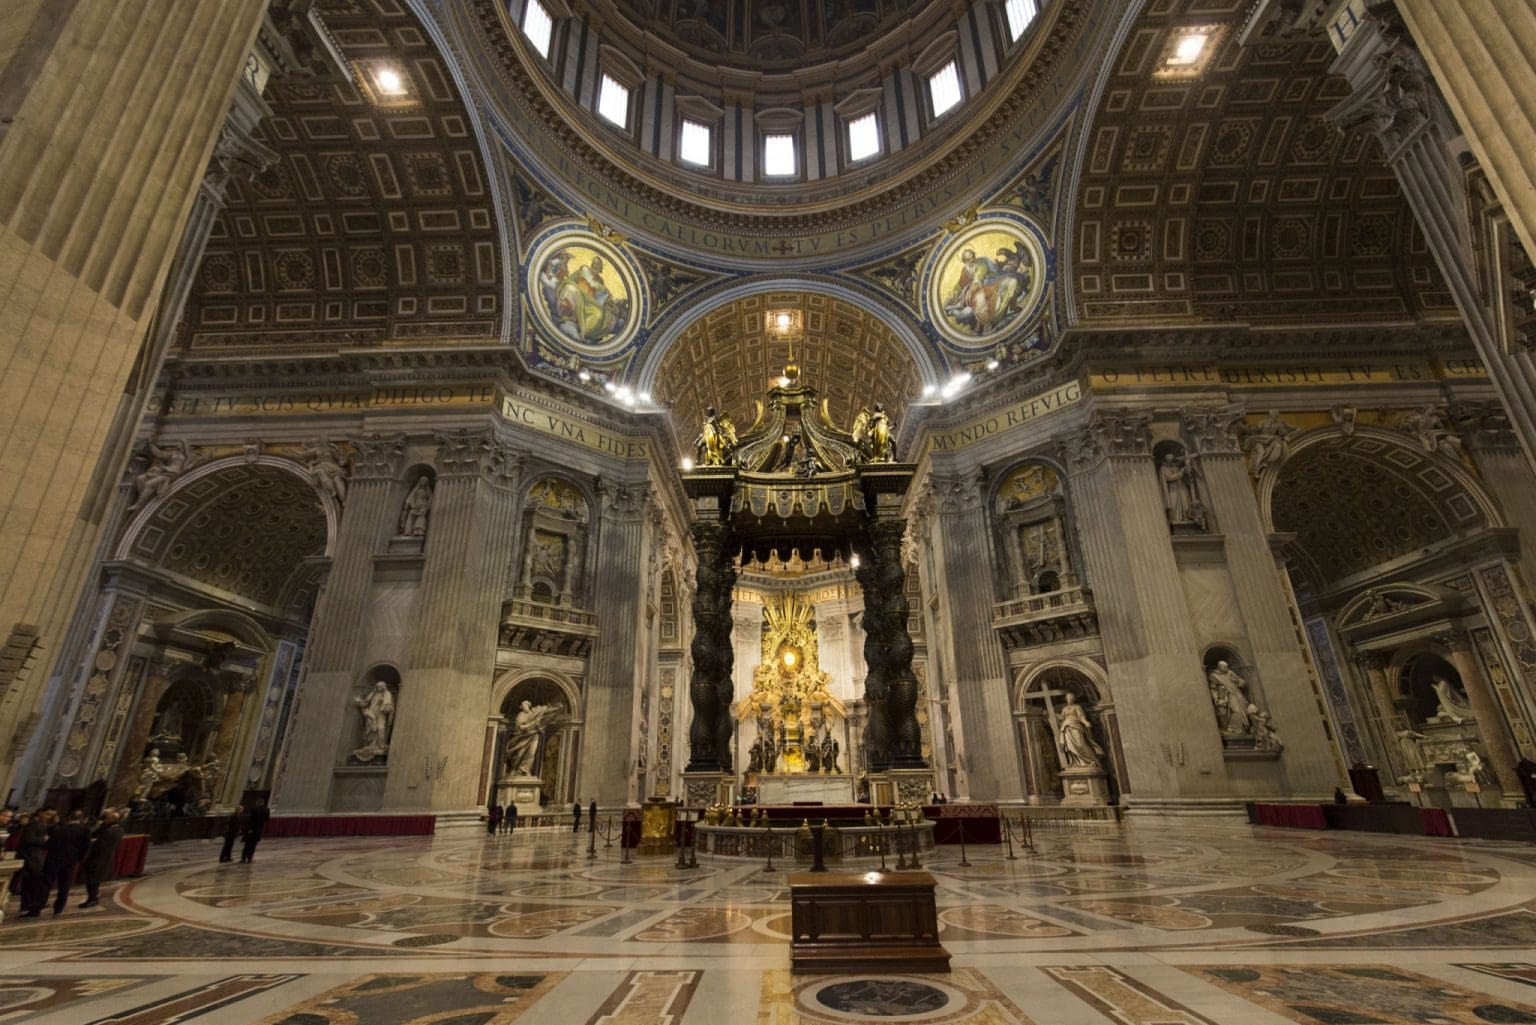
1004 0 1040 43
521 0 555 59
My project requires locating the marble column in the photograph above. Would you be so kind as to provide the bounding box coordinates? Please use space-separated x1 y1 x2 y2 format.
927 471 1019 800
1453 402 1536 589
1061 412 1225 802
1184 406 1340 794
577 480 650 805
388 430 521 813
1355 653 1403 780
0 0 268 791
275 435 405 811
1441 631 1524 802
1327 3 1536 471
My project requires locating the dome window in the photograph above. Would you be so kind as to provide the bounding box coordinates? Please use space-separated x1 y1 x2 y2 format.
679 119 712 167
597 73 631 129
928 60 963 118
1004 0 1039 42
521 0 555 59
847 112 881 163
764 133 798 177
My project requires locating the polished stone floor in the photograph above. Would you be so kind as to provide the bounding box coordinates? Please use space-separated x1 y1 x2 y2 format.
4 820 1536 1023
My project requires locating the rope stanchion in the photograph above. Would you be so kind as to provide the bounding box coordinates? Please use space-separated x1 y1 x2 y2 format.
956 817 970 867
1002 814 1017 860
763 822 775 872
603 815 614 848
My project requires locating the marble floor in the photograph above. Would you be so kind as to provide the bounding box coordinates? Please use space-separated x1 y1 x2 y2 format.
4 821 1536 1023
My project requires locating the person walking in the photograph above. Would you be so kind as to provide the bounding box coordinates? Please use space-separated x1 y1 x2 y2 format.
43 810 90 916
79 810 124 909
220 805 245 863
487 803 501 836
16 809 51 918
504 802 517 836
239 799 270 863
571 801 581 833
588 798 597 834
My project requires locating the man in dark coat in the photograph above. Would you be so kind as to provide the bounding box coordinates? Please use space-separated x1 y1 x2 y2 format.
43 809 90 916
504 802 517 836
16 810 51 918
220 805 245 863
487 803 501 836
80 810 124 908
240 799 270 863
572 801 581 833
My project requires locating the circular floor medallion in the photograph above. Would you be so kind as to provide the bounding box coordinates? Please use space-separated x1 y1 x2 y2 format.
391 933 460 947
801 977 963 1021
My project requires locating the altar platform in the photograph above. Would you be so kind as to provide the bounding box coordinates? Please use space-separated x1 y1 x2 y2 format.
757 773 854 804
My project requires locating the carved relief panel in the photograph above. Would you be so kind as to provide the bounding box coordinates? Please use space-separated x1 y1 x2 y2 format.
517 478 591 606
993 463 1076 598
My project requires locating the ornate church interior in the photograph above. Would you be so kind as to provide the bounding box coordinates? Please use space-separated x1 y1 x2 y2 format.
5 0 1536 1022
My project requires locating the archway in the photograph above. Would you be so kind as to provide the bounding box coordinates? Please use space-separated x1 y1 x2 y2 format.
496 678 578 809
1014 662 1119 806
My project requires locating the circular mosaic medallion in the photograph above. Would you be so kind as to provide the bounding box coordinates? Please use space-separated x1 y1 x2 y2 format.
801 977 964 1021
526 229 645 357
924 213 1048 350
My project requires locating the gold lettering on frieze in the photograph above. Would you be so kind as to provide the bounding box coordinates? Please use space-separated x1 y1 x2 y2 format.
499 396 650 460
168 385 498 417
922 379 1084 455
1088 360 1487 390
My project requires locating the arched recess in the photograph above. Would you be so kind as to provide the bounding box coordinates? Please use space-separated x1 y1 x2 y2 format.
99 458 332 810
1012 657 1122 806
513 474 596 607
989 458 1080 601
490 667 584 809
636 279 939 443
1260 427 1499 598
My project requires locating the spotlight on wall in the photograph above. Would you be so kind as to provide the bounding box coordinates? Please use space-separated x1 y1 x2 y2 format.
578 368 592 382
603 380 617 393
941 371 972 399
922 383 938 399
1167 30 1209 67
849 554 861 569
985 358 1000 371
681 457 695 471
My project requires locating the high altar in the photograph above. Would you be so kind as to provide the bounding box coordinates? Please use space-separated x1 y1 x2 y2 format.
740 592 854 804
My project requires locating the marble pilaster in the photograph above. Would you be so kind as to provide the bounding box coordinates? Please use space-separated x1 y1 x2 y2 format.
1184 406 1339 794
576 480 650 806
1061 412 1225 802
388 429 521 812
927 471 1019 800
1441 631 1524 803
275 434 405 811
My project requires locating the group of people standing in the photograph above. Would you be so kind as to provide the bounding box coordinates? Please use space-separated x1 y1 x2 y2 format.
5 806 124 918
484 801 518 836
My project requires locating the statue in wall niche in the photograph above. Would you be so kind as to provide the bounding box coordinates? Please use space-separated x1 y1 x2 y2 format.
299 439 348 504
351 680 395 763
1446 745 1495 789
1157 451 1207 531
1207 661 1252 735
851 403 895 463
1396 727 1428 779
1431 676 1473 724
1399 404 1463 455
1056 692 1105 770
1250 708 1283 752
131 439 193 509
1240 411 1296 478
148 705 184 748
1331 405 1358 436
503 700 564 777
398 477 433 538
694 406 738 467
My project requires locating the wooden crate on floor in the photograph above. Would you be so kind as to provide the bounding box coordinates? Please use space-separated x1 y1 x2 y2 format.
788 870 951 974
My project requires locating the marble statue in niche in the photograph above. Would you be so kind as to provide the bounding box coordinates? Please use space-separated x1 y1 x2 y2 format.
1396 727 1429 781
397 477 432 538
131 439 196 509
1431 676 1473 724
1056 692 1104 770
1154 441 1208 532
504 700 565 777
1399 404 1463 455
351 679 395 764
1207 660 1252 735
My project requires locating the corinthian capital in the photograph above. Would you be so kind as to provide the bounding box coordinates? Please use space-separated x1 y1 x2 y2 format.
433 428 512 481
349 433 407 481
927 472 984 516
599 479 652 521
1181 405 1246 454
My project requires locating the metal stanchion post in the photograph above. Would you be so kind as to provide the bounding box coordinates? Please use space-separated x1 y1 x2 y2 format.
675 816 688 870
893 822 909 871
877 826 888 872
1002 815 1017 861
603 815 614 848
621 818 632 865
956 817 969 867
907 809 922 870
587 819 598 860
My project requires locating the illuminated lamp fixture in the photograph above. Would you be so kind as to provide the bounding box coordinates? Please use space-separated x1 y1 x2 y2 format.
941 371 971 399
849 553 861 569
1167 30 1208 67
578 368 592 382
921 383 938 399
638 390 652 404
374 66 406 95
765 307 804 387
681 457 695 471
603 380 617 393
985 358 1001 371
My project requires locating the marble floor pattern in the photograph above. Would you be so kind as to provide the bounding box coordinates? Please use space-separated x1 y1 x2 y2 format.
4 822 1536 1023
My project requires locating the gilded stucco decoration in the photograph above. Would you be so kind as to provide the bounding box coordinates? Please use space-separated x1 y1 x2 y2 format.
924 213 1049 351
526 227 646 357
996 463 1062 513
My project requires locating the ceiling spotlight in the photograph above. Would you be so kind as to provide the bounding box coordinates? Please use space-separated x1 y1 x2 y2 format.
638 390 651 404
849 554 861 570
986 358 1000 371
681 457 695 471
778 375 790 387
922 383 938 398
1169 31 1208 66
603 380 617 393
941 371 972 399
375 67 406 94
578 369 592 382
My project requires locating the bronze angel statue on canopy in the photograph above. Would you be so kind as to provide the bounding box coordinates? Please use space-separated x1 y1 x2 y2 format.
851 403 894 463
694 405 738 466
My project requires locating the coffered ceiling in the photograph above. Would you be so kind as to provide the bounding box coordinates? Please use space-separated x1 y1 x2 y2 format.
1071 0 1456 327
180 0 502 352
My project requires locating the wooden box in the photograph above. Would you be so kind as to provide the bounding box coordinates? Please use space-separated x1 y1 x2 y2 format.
788 870 950 974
